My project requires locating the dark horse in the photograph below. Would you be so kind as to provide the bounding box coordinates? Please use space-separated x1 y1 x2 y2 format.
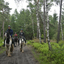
4 31 14 57
14 36 19 47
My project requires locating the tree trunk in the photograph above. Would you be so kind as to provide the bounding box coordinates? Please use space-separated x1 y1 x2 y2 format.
29 2 35 38
30 13 35 38
43 0 46 43
0 28 2 37
57 0 62 43
34 0 42 43
61 22 63 40
34 0 39 38
0 30 1 37
3 21 4 39
46 0 51 50
32 18 35 38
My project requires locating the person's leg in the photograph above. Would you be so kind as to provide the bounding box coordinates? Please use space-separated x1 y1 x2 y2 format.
12 38 14 44
18 39 19 46
23 37 26 43
12 38 16 47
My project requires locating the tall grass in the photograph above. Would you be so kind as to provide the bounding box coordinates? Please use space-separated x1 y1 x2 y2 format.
0 38 4 47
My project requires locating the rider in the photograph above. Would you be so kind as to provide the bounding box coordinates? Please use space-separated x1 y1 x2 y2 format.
7 25 13 37
3 25 14 46
14 32 18 37
14 32 18 46
19 29 26 43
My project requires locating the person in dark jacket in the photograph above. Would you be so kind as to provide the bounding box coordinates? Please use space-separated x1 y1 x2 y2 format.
3 25 14 46
7 25 13 37
19 29 26 43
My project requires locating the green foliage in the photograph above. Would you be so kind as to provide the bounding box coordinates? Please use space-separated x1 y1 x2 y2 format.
41 34 44 39
28 40 64 64
0 0 11 38
0 38 4 46
51 42 60 49
49 13 58 39
27 40 34 45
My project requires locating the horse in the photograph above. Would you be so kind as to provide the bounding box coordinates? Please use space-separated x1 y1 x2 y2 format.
4 31 14 57
14 36 19 47
19 36 25 52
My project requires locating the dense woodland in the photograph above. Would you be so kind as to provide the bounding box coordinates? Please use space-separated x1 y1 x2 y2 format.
1 0 64 64
0 0 64 47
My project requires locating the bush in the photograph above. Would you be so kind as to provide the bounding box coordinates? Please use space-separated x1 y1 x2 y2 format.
51 42 60 49
0 38 4 47
41 34 44 39
28 40 64 64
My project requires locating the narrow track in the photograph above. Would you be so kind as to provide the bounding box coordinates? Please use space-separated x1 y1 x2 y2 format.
0 45 38 64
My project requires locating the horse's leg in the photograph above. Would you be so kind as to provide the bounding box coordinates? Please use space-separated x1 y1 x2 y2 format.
20 43 21 52
10 44 14 54
16 41 17 46
22 42 24 53
17 40 18 46
8 45 11 57
15 42 16 46
18 40 19 46
12 44 14 52
21 44 22 52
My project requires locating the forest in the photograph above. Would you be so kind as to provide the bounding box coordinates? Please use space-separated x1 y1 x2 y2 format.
0 0 64 64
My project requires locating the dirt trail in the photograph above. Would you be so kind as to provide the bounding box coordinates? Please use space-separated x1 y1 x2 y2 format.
0 45 38 64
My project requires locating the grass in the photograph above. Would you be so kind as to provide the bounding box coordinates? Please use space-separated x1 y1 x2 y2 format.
0 43 4 47
0 38 5 54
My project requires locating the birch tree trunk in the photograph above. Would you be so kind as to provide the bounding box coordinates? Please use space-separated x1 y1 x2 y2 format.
43 0 46 43
57 0 62 43
34 0 42 43
46 1 51 50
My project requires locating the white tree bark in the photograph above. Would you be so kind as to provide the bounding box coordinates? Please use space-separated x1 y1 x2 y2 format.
34 0 42 43
46 1 51 50
43 0 46 43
